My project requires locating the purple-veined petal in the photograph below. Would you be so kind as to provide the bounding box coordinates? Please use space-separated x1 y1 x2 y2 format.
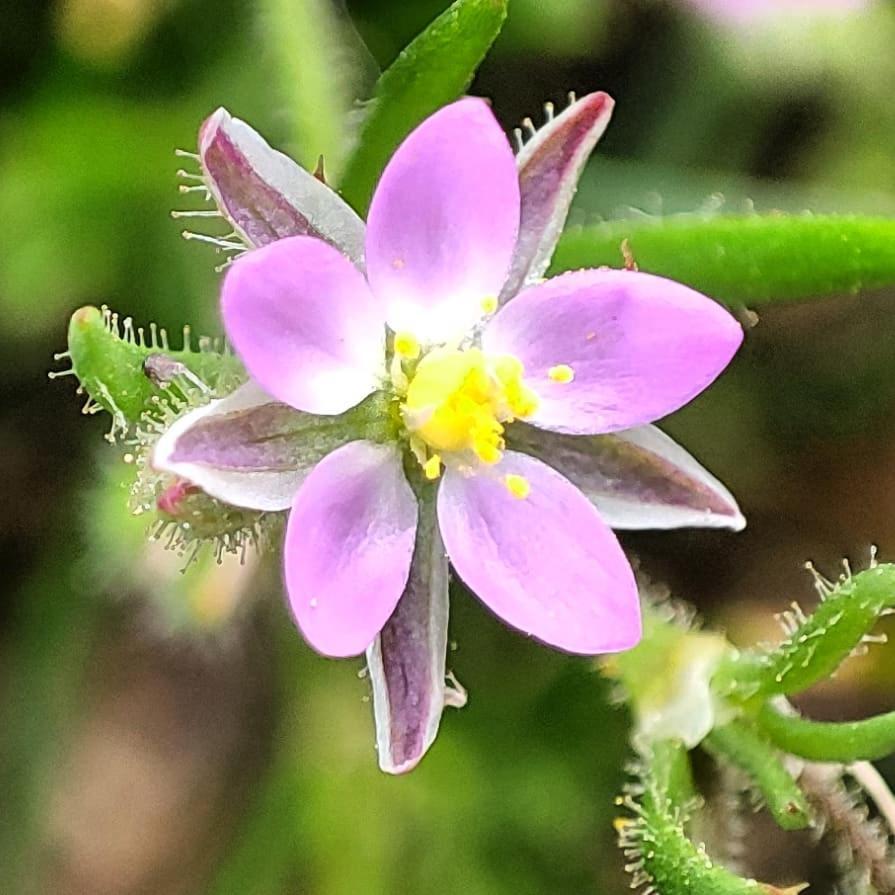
437 451 640 655
152 380 382 511
285 441 418 658
153 381 305 510
365 98 520 343
484 269 743 434
500 92 614 303
366 489 466 775
506 422 745 531
199 108 366 263
222 236 386 415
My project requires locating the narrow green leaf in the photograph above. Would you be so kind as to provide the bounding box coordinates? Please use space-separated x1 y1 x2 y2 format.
338 0 508 213
756 703 895 763
703 721 812 831
715 564 895 702
63 305 243 431
258 0 375 181
551 214 895 306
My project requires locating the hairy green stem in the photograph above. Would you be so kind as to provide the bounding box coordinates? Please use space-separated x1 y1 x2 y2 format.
621 740 782 895
714 564 895 702
703 721 812 831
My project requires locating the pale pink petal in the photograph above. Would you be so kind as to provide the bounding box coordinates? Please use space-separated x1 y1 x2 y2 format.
437 451 640 654
285 441 418 658
221 236 386 415
366 492 466 774
483 269 743 434
501 92 614 302
683 0 868 25
365 98 520 342
198 108 365 263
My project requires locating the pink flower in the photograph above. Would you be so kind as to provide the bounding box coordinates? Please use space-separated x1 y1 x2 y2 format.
156 95 743 771
681 0 870 25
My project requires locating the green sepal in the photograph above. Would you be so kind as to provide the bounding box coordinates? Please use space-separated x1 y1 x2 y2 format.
714 564 895 702
756 702 895 764
551 214 895 306
63 305 243 433
703 720 812 832
338 0 508 214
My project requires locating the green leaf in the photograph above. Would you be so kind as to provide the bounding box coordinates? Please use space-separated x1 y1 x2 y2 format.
551 214 895 306
703 720 812 832
63 305 243 433
756 703 895 763
257 0 376 181
714 564 895 702
338 0 508 213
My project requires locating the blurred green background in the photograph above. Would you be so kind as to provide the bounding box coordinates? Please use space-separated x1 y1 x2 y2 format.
2 1 895 893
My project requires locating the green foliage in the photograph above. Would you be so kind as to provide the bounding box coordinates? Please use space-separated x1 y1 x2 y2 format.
714 563 895 702
0 545 104 894
338 0 508 213
258 0 374 180
551 214 895 306
756 703 895 763
703 721 812 832
65 305 243 432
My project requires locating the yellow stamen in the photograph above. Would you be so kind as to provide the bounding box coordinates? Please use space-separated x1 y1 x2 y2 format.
504 473 530 499
401 347 538 470
480 294 498 314
423 454 442 480
394 331 420 360
547 363 575 384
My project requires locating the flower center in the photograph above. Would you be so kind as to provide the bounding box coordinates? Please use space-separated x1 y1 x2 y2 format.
399 345 538 477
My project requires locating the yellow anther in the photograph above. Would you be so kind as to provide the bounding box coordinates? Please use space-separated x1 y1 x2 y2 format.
423 454 442 480
472 433 503 465
547 363 575 384
402 347 539 471
480 294 498 314
612 817 635 834
493 354 523 383
394 331 420 360
503 473 530 499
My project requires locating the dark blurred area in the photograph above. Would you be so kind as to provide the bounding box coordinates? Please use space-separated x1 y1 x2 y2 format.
2 1 895 893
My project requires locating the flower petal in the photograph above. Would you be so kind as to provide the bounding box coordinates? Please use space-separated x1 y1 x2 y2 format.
500 92 614 302
285 441 418 658
221 236 386 415
483 269 743 434
506 422 745 531
152 381 387 511
199 108 366 263
365 98 520 342
366 488 466 775
437 451 640 654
